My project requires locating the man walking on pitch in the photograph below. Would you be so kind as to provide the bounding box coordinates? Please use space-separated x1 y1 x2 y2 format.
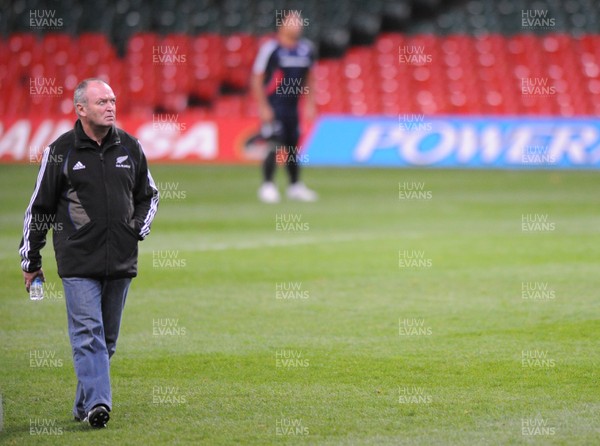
252 10 318 203
19 78 159 428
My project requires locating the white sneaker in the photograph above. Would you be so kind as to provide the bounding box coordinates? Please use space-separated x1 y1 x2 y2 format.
287 182 318 202
258 182 281 203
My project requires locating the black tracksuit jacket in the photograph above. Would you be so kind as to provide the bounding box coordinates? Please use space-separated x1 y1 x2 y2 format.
19 120 159 278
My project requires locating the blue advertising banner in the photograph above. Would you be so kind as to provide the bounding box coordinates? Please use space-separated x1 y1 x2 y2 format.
304 115 600 168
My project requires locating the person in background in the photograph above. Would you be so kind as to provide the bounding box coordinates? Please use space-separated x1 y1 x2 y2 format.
251 10 318 203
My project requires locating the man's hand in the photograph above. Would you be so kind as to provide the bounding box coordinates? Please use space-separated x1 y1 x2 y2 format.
251 72 274 124
305 100 317 123
304 69 317 122
259 103 274 123
23 269 44 293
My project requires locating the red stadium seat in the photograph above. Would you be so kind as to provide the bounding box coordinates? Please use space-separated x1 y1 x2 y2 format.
222 33 257 90
2 30 599 118
189 33 223 102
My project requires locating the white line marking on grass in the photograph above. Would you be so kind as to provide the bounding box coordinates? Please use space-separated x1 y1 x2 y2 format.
175 232 423 252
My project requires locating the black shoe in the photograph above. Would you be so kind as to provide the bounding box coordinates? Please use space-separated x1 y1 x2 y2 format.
73 415 84 422
85 405 110 428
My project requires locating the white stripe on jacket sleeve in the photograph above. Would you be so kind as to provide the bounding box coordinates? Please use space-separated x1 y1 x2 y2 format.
252 39 277 75
139 168 159 239
19 147 51 271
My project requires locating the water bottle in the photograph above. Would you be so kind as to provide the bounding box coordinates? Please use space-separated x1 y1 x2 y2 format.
30 277 44 301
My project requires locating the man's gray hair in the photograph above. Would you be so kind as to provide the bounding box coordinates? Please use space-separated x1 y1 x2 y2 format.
73 78 109 112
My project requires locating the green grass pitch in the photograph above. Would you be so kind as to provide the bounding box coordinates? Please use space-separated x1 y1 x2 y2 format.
0 164 598 445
